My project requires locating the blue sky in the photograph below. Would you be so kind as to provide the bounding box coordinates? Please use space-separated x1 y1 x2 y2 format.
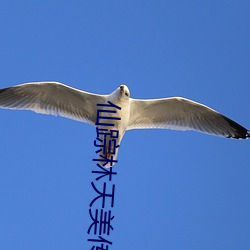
0 1 249 249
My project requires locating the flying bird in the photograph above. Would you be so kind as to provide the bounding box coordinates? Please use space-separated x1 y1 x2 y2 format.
0 82 249 167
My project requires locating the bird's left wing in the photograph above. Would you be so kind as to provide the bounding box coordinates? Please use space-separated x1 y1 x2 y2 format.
128 97 249 139
0 82 106 125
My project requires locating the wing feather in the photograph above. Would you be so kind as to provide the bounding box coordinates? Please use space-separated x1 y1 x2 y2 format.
128 97 249 139
0 82 106 124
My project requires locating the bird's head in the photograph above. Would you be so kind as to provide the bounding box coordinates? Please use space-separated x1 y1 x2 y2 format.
109 84 130 104
119 84 130 99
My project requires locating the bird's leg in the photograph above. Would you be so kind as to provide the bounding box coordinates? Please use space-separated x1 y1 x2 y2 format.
105 148 111 160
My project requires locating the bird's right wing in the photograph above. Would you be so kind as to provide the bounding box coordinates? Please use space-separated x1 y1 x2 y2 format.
128 97 249 139
0 82 106 124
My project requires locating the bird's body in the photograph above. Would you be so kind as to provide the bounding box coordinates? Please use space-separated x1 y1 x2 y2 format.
0 82 249 167
95 86 131 166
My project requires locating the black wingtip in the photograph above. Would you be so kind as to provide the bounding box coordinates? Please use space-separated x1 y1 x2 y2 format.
222 115 250 139
0 88 8 94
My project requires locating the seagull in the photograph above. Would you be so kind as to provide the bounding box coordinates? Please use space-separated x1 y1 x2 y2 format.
0 82 249 167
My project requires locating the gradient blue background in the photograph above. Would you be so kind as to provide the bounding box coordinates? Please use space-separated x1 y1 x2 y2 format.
0 1 249 249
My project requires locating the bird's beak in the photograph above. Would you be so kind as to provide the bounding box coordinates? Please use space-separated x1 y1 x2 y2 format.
120 85 125 93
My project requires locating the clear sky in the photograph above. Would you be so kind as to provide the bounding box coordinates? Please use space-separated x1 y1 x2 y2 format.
0 1 249 250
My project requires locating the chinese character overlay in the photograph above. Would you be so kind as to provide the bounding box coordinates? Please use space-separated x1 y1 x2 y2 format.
88 101 121 249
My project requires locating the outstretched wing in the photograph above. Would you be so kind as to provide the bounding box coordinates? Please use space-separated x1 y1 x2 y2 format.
128 97 249 139
0 82 106 124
